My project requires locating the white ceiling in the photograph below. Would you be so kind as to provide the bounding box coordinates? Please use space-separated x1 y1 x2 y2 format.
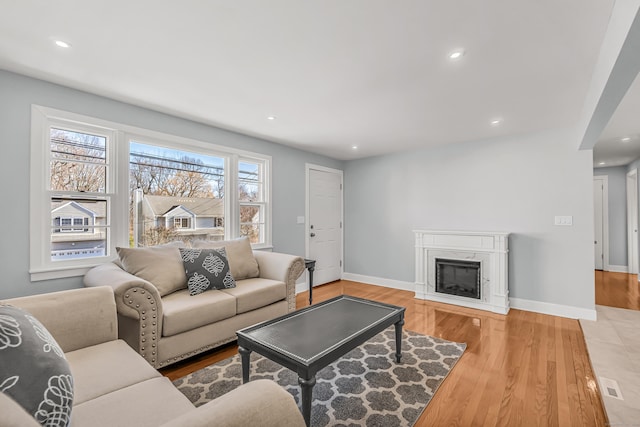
0 1 628 161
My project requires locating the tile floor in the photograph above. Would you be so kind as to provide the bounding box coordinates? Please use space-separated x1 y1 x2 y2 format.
580 305 640 426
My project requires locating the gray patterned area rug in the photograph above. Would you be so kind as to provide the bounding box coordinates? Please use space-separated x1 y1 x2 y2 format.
173 328 466 427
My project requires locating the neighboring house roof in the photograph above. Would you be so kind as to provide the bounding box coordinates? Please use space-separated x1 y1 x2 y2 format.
51 200 105 218
143 195 223 217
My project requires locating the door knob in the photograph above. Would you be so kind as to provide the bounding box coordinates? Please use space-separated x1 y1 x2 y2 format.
310 233 316 237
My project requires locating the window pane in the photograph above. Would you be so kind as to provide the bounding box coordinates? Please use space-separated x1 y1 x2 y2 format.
239 162 259 180
240 205 261 223
50 160 106 192
240 205 263 244
240 224 262 244
129 142 225 246
50 198 108 261
50 128 106 164
239 183 260 202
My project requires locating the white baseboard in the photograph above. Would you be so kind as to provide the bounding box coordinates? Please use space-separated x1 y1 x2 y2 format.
606 264 628 273
295 279 308 294
341 272 415 291
341 272 597 320
509 298 597 320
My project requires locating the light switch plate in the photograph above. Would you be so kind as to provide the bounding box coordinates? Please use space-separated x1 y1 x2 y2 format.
554 216 573 226
296 216 305 224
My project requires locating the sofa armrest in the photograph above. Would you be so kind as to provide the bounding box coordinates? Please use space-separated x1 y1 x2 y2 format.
2 286 117 353
159 379 305 427
84 262 164 367
253 251 305 312
0 393 41 427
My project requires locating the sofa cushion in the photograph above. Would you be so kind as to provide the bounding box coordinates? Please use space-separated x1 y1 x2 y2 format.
0 304 73 427
116 242 187 297
220 278 286 314
179 248 236 295
69 377 194 427
162 289 237 337
192 237 259 280
65 340 160 405
0 393 41 427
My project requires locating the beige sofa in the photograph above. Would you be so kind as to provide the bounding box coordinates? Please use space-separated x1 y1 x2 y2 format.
84 241 305 368
0 286 305 427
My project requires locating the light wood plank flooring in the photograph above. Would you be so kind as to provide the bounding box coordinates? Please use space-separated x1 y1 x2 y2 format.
595 270 640 310
161 280 607 426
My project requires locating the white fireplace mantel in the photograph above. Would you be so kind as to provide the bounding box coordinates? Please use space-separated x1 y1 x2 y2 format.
414 230 510 314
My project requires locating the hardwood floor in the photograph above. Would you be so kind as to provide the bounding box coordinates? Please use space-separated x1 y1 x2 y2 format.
595 269 640 310
161 280 607 426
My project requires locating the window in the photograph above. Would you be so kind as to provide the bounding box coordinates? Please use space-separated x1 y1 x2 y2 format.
31 106 271 280
239 159 269 244
53 217 89 233
129 140 225 246
173 218 190 229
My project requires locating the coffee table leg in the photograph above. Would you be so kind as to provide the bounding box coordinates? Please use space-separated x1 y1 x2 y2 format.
308 264 314 305
394 317 404 363
238 346 251 383
298 376 316 427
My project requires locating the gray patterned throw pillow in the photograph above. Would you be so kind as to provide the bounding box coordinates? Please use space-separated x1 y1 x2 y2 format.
180 247 236 295
0 304 74 427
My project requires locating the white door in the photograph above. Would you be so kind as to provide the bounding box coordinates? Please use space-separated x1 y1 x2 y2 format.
307 166 343 286
627 169 638 274
594 177 605 270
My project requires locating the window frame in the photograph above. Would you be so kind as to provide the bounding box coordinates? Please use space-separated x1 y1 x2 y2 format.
30 105 272 281
238 156 270 245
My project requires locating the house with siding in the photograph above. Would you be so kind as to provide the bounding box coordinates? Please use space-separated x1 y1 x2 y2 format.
137 194 224 242
50 200 106 259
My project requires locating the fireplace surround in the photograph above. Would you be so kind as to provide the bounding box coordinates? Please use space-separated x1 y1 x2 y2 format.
414 230 509 314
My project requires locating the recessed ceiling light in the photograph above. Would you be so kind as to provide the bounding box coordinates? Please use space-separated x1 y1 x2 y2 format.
599 162 606 165
352 145 358 150
54 40 71 48
448 49 465 60
621 137 631 142
490 118 502 126
267 116 276 121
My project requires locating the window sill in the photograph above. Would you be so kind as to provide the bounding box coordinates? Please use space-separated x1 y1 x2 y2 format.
252 244 274 251
29 260 113 282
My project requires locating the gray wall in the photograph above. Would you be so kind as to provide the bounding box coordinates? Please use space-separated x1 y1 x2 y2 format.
0 69 600 312
344 128 595 309
593 166 628 267
0 70 342 299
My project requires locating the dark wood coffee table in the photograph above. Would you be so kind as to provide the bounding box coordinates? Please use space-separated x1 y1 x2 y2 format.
236 295 405 427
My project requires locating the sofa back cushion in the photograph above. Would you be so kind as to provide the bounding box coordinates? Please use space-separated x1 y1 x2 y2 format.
116 242 187 296
0 305 74 427
192 237 259 280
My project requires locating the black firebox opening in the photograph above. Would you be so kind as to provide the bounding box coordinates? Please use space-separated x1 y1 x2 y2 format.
435 258 481 299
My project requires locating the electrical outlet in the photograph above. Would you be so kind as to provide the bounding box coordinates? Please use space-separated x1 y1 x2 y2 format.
554 216 573 226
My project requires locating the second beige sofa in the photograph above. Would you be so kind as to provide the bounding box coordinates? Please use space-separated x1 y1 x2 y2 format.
0 286 305 427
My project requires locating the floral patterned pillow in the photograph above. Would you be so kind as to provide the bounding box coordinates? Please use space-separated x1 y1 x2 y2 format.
179 247 236 295
0 304 74 426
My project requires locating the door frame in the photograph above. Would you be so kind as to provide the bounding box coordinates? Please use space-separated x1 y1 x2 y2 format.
627 169 639 275
305 163 344 277
594 175 610 270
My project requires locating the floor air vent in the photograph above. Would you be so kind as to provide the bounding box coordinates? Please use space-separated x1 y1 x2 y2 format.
599 377 624 400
